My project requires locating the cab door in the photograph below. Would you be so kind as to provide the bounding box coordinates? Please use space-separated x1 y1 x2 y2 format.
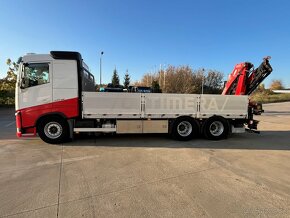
18 62 53 127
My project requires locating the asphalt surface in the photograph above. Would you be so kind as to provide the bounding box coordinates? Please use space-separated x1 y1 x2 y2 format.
0 102 290 218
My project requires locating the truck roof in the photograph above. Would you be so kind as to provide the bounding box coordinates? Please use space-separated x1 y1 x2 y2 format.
22 54 53 62
22 51 83 63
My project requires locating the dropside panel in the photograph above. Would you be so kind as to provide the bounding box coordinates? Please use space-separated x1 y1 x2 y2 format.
82 92 248 119
82 92 142 118
199 95 248 118
143 93 198 118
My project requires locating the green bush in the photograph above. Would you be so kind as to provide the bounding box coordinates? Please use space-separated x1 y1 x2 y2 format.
0 90 15 106
251 92 290 104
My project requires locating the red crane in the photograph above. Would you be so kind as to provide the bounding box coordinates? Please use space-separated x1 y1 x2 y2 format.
222 56 273 114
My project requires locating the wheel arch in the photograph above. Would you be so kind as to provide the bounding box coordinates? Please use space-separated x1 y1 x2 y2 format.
35 112 68 132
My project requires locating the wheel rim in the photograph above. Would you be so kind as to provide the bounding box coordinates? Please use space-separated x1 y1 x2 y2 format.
44 122 63 139
177 121 192 137
209 121 224 136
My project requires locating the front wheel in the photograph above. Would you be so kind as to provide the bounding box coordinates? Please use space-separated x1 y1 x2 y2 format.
37 117 69 144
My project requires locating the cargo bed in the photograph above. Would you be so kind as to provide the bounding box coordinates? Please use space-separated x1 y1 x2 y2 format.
82 92 248 119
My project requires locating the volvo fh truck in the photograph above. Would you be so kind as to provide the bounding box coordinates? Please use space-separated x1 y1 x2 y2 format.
15 51 258 144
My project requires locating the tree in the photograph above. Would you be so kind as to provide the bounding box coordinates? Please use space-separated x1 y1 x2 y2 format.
123 71 130 89
151 80 161 93
138 65 224 94
0 59 18 90
270 79 284 90
191 69 204 94
140 73 155 87
155 65 195 94
203 70 224 94
111 68 120 87
257 83 265 91
0 58 20 105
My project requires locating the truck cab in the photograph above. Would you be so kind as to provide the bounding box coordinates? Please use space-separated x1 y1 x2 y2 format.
15 51 94 140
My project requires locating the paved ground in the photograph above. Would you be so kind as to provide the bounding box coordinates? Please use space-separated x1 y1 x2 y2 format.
0 102 290 218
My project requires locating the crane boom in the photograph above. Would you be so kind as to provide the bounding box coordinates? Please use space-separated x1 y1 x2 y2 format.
222 56 272 96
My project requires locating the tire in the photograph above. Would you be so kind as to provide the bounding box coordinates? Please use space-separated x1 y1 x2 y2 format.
37 116 69 144
203 116 229 140
171 117 198 141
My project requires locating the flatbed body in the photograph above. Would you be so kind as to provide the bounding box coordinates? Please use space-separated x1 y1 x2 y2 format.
82 92 248 120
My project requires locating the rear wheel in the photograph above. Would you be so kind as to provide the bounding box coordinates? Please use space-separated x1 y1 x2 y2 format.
203 116 229 140
172 117 198 141
37 116 69 144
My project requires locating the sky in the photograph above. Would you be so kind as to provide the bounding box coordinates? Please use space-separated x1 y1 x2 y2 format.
0 0 289 88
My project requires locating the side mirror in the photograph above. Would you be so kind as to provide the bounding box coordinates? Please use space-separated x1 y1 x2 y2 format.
20 78 26 89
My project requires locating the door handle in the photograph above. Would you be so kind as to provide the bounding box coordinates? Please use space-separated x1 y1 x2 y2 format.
41 98 50 103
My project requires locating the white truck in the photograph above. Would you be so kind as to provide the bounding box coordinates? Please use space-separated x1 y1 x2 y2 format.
15 51 257 144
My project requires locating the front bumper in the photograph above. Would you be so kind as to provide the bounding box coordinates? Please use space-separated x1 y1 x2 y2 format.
15 111 36 137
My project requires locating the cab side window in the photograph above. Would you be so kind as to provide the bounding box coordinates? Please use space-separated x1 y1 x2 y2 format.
24 63 49 88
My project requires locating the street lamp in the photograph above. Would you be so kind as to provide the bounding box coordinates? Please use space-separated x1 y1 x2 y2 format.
100 51 104 87
201 68 205 95
163 63 167 91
